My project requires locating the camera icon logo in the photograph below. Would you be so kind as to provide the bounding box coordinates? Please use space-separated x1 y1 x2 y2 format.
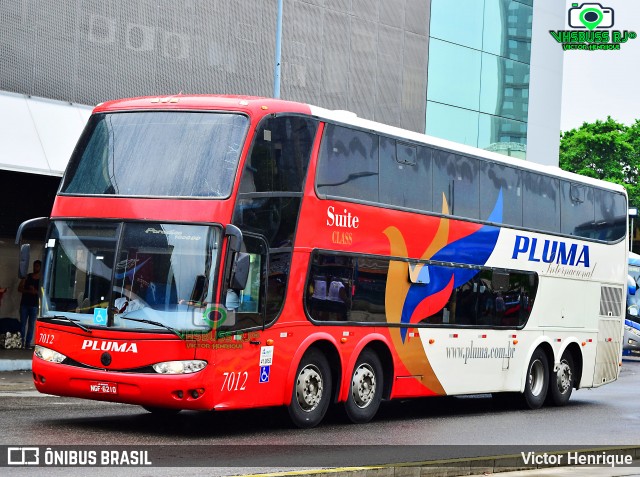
568 3 614 30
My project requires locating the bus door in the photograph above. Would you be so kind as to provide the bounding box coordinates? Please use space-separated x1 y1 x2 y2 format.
211 233 270 407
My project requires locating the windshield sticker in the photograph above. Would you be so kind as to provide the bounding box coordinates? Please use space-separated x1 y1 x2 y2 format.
93 308 107 325
144 228 202 241
259 346 274 366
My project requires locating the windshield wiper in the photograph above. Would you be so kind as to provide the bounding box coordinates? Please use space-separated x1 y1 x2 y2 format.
46 315 93 334
119 316 183 339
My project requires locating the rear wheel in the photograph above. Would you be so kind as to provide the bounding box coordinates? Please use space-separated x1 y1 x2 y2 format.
288 348 332 428
548 351 574 406
344 349 383 423
522 348 549 409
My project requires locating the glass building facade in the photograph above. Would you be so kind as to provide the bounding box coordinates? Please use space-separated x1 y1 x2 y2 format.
426 0 533 159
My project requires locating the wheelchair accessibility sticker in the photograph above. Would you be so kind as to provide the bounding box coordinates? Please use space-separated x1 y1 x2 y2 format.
259 365 270 383
93 308 107 325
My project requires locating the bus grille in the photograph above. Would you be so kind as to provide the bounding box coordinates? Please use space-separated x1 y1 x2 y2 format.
599 286 623 317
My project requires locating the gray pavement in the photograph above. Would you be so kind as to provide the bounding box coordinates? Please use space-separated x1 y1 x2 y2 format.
2 353 640 477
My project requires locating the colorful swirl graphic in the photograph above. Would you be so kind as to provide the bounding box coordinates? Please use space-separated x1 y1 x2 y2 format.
383 191 503 394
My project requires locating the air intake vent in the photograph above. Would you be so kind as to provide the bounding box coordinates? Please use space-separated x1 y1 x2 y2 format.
599 286 622 317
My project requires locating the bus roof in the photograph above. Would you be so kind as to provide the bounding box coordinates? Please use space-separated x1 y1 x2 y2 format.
93 94 625 195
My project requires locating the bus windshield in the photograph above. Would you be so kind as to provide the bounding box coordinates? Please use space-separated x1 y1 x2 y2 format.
60 111 249 198
41 221 220 333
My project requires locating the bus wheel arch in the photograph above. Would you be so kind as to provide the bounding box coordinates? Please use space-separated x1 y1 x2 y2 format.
343 342 392 424
364 340 393 400
287 340 340 428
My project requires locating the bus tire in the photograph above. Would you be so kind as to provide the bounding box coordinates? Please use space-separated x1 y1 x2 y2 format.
548 351 574 406
522 348 549 409
288 348 332 428
142 406 181 416
344 349 383 424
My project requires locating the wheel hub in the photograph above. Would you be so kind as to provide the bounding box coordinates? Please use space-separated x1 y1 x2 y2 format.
528 358 545 396
296 364 323 412
352 363 376 408
556 360 572 393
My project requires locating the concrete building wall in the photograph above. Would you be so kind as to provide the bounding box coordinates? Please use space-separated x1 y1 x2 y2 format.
0 0 431 133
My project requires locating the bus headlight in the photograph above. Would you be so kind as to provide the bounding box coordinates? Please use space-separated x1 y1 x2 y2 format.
34 345 67 364
152 360 207 374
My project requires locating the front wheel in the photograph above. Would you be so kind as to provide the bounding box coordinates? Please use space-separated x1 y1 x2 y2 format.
522 348 549 409
344 349 383 424
288 348 332 428
548 351 574 406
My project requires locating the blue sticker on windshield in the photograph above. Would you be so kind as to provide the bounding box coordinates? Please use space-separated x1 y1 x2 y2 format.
93 308 107 325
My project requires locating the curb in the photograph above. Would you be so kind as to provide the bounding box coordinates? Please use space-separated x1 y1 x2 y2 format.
0 359 31 372
240 447 640 477
0 359 32 372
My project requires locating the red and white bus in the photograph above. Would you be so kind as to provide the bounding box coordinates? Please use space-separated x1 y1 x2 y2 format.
19 95 627 428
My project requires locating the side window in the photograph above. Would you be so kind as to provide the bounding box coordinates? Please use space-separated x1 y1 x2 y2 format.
480 162 522 226
305 253 389 323
219 235 268 333
523 172 560 232
379 137 432 211
594 189 627 241
233 196 300 249
350 256 388 323
239 116 317 193
306 253 354 322
233 116 318 327
561 182 595 237
316 124 379 202
433 150 480 219
421 267 537 328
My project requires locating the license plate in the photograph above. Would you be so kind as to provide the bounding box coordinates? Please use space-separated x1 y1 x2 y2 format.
89 382 118 394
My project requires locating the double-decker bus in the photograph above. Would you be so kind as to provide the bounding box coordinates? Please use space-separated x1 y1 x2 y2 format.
18 95 627 428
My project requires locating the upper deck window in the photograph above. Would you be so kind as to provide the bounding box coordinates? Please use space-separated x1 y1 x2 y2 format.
61 111 249 198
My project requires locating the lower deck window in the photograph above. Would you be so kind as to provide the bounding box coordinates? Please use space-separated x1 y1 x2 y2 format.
305 251 538 328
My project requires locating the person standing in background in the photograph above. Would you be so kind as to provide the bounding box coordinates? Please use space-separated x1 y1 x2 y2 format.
18 260 41 349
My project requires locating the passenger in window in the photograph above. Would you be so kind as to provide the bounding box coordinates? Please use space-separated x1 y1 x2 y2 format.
495 292 505 321
327 277 349 303
311 276 327 300
225 289 240 310
239 165 257 194
114 280 145 313
481 287 494 316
